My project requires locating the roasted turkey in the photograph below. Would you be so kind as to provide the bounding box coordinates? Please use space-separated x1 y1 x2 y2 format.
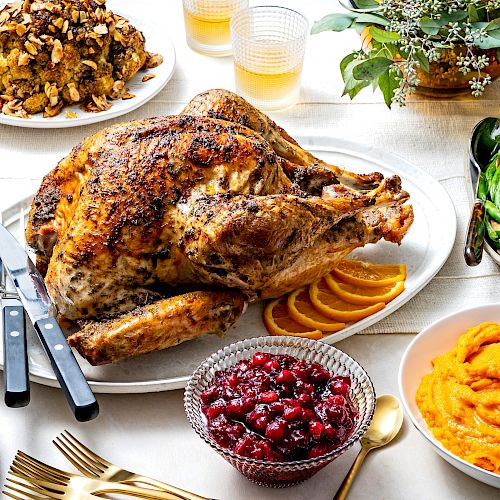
26 89 413 365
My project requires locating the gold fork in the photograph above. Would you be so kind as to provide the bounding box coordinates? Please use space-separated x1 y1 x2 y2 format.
3 473 96 499
52 431 210 500
9 451 188 500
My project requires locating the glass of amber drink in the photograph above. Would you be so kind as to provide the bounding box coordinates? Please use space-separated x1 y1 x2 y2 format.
183 0 248 56
230 6 308 111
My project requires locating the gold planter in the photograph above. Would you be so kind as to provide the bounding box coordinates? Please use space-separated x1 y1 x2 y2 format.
360 26 500 97
415 47 500 97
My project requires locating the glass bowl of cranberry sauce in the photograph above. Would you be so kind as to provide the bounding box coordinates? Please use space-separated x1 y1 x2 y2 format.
184 336 375 487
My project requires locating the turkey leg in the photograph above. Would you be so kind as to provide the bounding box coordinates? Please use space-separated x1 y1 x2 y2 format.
68 290 246 365
183 181 409 296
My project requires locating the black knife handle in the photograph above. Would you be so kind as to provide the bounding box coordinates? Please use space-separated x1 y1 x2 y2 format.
34 317 99 422
3 304 30 407
464 199 486 266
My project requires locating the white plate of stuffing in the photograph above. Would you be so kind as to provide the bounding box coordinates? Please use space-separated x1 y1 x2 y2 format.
0 3 175 128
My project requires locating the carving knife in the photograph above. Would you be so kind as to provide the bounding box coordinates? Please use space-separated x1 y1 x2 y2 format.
0 223 99 421
1 258 30 407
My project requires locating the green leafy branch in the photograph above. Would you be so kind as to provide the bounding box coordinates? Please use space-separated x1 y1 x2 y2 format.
312 0 500 106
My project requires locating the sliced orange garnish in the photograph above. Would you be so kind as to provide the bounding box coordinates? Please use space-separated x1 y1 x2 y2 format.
331 259 406 288
287 288 345 332
309 278 385 322
263 297 323 340
325 274 405 305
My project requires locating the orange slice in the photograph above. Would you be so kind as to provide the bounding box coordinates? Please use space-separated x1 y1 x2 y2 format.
263 297 323 340
331 259 406 288
309 278 385 322
325 274 405 305
287 288 345 332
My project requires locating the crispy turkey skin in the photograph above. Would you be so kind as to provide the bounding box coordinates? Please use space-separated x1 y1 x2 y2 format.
26 89 414 364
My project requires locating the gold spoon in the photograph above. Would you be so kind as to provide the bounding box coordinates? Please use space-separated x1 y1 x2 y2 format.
334 394 404 500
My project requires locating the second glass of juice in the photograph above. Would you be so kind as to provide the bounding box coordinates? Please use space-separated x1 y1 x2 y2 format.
230 6 308 110
183 0 248 56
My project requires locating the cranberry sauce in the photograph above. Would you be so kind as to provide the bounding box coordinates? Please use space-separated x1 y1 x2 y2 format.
201 352 358 462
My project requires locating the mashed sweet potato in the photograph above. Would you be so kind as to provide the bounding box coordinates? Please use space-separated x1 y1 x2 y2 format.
0 0 162 118
416 322 500 474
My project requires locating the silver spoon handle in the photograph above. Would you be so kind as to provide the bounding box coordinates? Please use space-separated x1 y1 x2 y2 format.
333 447 369 500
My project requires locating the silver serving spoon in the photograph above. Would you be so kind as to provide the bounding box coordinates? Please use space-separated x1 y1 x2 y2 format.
334 394 404 500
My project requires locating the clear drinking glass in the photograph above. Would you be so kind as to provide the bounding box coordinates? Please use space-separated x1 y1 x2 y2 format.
183 0 249 56
230 6 308 111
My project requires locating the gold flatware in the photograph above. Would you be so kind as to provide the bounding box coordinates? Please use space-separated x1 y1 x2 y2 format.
8 452 186 500
4 474 96 499
334 394 404 500
53 430 209 500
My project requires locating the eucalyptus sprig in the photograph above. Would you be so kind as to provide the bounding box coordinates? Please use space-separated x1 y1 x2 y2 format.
312 0 500 106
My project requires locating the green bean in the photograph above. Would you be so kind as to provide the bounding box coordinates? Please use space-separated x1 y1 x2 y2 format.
485 200 500 223
486 215 500 241
492 166 500 207
478 173 488 201
485 155 499 184
485 215 500 251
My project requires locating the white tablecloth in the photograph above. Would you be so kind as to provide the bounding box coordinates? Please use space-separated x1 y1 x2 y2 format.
0 1 499 498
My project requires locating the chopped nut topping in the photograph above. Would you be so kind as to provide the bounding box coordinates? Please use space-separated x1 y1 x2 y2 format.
24 40 37 55
0 11 10 24
65 109 77 119
67 82 80 102
81 59 97 70
22 12 31 23
43 101 63 117
44 82 58 99
16 23 26 36
27 33 42 45
142 73 156 82
2 99 29 118
144 53 163 69
62 19 68 33
93 24 107 35
67 29 73 40
51 38 62 63
53 17 63 29
71 9 79 23
17 50 30 65
122 92 135 100
79 11 88 23
108 79 124 99
83 93 111 112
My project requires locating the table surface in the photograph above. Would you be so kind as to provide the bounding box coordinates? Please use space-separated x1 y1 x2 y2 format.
0 1 499 498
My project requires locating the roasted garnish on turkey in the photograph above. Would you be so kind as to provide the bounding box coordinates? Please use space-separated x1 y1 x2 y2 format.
0 0 162 118
26 89 414 365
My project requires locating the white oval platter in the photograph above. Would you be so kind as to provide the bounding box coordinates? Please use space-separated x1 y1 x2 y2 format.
0 136 456 392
